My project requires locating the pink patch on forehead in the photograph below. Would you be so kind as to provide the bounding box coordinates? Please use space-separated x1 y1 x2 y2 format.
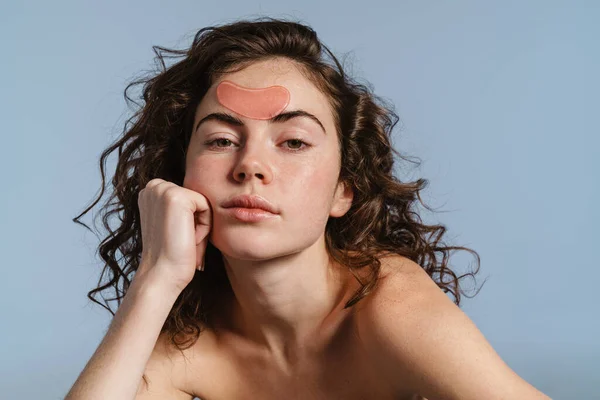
215 80 291 120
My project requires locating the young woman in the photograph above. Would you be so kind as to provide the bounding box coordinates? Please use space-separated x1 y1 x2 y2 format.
67 18 551 400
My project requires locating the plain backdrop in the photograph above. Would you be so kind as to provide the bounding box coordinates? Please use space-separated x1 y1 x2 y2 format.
2 1 598 399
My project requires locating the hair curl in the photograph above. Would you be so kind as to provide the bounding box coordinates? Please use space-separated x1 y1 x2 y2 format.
73 17 482 372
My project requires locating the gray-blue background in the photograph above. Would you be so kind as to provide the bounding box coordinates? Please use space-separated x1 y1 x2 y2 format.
2 1 598 399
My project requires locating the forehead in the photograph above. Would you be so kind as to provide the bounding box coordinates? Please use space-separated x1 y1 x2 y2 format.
196 58 334 126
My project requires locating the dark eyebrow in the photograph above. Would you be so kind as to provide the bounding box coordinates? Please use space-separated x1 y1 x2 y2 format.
194 110 326 134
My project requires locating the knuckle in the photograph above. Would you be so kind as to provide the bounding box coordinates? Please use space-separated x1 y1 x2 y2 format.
146 178 164 189
163 186 184 204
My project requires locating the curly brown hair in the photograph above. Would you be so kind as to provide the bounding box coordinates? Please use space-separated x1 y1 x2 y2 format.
73 17 482 361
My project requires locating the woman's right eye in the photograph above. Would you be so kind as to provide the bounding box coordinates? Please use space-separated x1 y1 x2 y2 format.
204 138 235 149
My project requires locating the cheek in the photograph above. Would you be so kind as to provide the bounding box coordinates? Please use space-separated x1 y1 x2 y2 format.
283 164 338 213
281 172 336 242
183 159 221 199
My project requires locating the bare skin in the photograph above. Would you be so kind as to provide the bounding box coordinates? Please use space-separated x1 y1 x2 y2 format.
135 58 550 400
143 255 425 400
67 57 549 399
183 57 356 372
156 58 421 399
142 254 550 400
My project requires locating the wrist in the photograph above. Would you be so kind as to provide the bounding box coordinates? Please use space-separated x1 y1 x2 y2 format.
130 267 184 304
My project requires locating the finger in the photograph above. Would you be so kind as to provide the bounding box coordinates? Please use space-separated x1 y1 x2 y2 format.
196 236 208 271
189 191 212 228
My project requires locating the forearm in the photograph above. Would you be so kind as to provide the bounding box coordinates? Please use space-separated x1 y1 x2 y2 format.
65 271 180 400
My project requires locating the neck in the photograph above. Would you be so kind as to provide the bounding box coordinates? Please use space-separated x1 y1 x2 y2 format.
218 240 353 368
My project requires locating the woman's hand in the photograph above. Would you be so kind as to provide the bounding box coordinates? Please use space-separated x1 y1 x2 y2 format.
136 178 212 293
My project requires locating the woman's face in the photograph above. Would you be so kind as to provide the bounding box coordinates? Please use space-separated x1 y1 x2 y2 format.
184 57 352 260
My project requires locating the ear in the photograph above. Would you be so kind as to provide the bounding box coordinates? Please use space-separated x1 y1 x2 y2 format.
330 180 354 218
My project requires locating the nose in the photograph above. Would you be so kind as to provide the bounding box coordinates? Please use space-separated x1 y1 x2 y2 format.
232 145 273 184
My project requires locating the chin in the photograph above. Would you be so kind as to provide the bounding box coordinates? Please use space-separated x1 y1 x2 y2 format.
209 230 285 261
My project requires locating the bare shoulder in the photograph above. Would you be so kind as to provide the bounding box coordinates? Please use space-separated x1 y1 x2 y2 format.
355 255 551 400
352 253 442 317
135 331 197 399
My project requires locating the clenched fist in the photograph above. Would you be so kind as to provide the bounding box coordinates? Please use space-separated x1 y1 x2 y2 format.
136 178 212 293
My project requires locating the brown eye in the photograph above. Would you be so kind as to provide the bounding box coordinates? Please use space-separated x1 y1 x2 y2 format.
205 138 234 148
285 139 309 151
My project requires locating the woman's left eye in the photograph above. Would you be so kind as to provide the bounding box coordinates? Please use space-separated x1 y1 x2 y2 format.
284 139 309 151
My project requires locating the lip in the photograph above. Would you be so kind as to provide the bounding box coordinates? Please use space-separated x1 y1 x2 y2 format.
221 194 279 214
225 207 277 222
